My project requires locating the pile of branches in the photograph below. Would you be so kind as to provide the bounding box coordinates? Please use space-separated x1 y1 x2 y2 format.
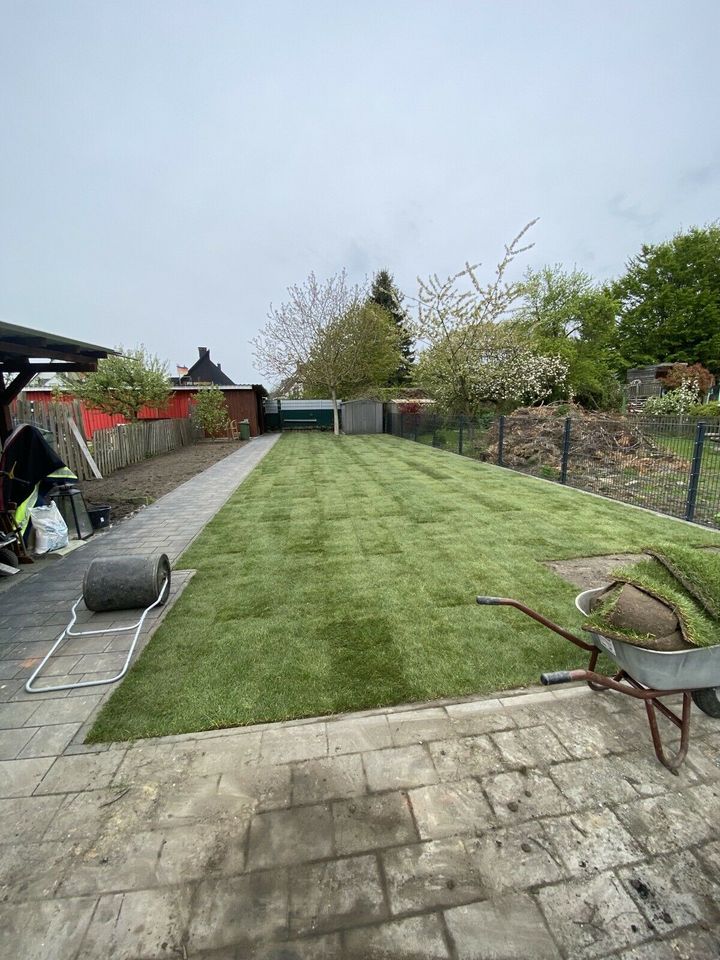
485 403 685 473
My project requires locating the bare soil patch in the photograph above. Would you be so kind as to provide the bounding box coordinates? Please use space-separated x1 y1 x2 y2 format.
79 440 246 521
545 554 644 590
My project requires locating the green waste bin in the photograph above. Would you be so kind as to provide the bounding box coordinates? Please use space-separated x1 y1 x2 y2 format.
239 419 251 441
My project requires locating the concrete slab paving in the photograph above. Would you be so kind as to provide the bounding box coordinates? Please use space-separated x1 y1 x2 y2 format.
2 434 720 957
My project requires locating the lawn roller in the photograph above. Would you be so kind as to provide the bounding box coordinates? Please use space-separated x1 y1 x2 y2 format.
477 588 720 774
25 554 170 694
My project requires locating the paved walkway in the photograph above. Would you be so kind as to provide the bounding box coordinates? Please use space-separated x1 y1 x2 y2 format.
1 432 720 958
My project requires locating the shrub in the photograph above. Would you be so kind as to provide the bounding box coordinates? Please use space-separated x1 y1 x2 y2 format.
191 386 230 438
643 380 701 416
689 401 720 419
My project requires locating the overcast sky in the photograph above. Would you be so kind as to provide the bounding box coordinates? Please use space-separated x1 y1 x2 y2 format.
1 1 718 385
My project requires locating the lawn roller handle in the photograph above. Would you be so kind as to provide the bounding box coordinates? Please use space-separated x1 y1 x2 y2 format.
475 596 596 653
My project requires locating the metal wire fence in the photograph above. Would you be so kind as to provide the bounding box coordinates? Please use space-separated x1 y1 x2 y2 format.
385 407 720 528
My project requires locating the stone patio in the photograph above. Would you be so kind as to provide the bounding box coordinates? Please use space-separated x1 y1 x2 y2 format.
1 433 720 958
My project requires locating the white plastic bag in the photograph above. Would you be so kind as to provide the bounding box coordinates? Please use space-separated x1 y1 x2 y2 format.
30 502 69 554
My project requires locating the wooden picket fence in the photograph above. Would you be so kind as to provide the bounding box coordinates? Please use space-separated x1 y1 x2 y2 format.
92 419 199 476
11 398 96 480
11 397 200 479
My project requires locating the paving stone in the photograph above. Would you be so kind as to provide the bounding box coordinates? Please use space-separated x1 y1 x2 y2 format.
250 933 343 959
537 872 648 958
188 869 289 951
346 914 451 959
157 821 245 882
445 698 516 737
409 778 495 840
0 838 80 901
332 791 417 854
219 763 293 811
544 708 628 758
445 893 561 959
0 700 39 728
183 730 263 774
19 721 81 758
261 723 328 764
618 928 720 959
292 753 366 804
541 808 644 875
289 854 386 935
328 714 393 754
154 774 253 825
0 793 64 843
484 768 572 823
388 707 454 746
618 849 720 933
614 790 716 855
612 749 697 798
76 887 194 960
491 725 571 767
383 836 484 913
34 750 124 794
428 734 504 781
0 755 54 797
44 785 157 842
466 822 567 893
247 804 333 869
364 744 439 792
0 724 36 759
0 896 97 960
28 694 103 725
59 828 166 894
112 740 195 785
548 756 640 806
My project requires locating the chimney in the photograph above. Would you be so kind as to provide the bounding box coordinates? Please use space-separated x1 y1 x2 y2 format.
198 347 209 358
217 363 221 371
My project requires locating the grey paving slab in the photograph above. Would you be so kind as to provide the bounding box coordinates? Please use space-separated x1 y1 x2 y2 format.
0 755 54 797
445 894 561 959
246 803 334 869
288 854 387 935
332 791 418 855
382 836 484 913
292 752 366 805
363 743 439 791
345 914 451 959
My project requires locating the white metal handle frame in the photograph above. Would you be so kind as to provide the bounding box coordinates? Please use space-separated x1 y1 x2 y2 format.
25 577 170 694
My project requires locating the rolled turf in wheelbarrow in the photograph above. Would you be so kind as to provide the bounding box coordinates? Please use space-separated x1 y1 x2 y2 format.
83 553 171 612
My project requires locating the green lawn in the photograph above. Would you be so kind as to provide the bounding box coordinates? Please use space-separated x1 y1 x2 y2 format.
88 433 720 742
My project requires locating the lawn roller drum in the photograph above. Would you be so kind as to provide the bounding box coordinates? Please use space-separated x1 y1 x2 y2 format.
26 554 170 694
477 588 720 773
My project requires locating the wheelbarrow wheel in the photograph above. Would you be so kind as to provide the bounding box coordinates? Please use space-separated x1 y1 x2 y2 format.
0 547 19 576
692 687 720 719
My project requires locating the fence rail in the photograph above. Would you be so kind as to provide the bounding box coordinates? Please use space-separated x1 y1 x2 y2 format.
385 407 720 528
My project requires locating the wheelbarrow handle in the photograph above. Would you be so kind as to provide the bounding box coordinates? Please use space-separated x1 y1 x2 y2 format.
541 671 575 685
475 596 596 652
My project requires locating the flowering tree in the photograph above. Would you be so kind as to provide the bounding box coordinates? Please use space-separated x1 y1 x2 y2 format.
417 323 568 415
643 379 702 416
412 220 567 415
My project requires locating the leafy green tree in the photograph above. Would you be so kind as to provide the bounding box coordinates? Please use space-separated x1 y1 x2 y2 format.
515 265 621 408
614 223 720 374
253 271 403 434
368 270 414 385
191 386 230 438
62 346 170 420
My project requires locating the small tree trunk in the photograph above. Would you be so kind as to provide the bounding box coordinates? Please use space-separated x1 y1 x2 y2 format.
331 388 340 435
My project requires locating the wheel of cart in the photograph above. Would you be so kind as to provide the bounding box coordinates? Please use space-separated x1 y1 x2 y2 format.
477 588 720 774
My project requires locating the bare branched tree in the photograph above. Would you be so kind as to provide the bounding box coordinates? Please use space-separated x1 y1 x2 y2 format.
253 271 401 434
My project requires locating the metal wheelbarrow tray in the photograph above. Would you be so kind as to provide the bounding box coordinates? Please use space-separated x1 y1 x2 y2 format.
477 587 720 773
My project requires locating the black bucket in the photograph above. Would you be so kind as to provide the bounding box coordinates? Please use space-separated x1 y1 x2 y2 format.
87 505 111 530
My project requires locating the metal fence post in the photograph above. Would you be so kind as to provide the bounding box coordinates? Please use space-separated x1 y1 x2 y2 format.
458 416 464 456
498 416 505 467
685 421 706 522
560 417 572 484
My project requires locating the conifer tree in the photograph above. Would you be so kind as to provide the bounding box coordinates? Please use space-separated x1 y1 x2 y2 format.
369 269 414 385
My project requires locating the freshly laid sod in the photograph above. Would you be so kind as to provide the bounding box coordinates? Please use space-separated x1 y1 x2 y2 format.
88 433 719 741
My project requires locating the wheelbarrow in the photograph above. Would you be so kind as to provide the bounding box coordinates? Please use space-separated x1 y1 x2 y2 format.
477 588 720 773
